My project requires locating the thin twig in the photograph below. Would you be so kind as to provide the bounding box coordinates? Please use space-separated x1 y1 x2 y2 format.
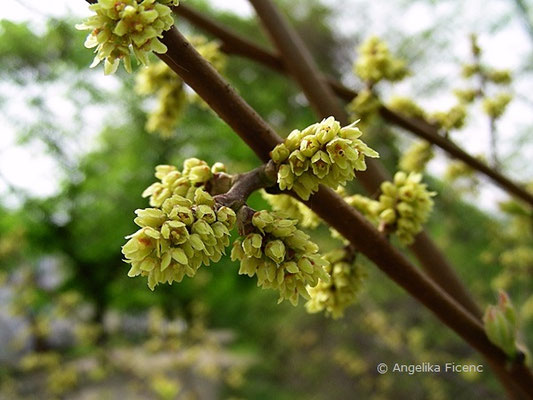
214 161 277 210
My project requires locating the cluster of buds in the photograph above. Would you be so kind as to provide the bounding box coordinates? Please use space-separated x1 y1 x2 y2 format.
142 158 228 207
399 141 434 173
346 89 382 128
270 117 379 200
136 60 187 137
305 248 365 319
387 96 427 120
231 209 329 306
453 88 478 104
483 291 520 358
135 36 226 137
261 191 320 229
122 187 236 289
374 172 436 245
429 104 467 132
354 36 408 85
77 0 179 75
482 93 512 119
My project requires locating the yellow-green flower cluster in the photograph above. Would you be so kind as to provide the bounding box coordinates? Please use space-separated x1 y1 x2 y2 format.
453 88 478 104
354 36 408 84
135 36 226 137
387 96 427 119
305 248 365 319
430 104 467 131
344 193 377 219
231 210 329 306
142 158 224 207
346 89 381 127
399 141 434 173
261 191 320 229
136 60 187 137
482 93 512 119
374 172 436 245
123 187 235 290
77 0 178 75
270 117 379 200
486 69 512 85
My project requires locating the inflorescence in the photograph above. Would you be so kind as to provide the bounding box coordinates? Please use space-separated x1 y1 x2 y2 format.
231 210 329 306
122 159 235 289
77 0 179 75
270 117 379 200
135 36 226 137
373 172 436 245
306 247 365 319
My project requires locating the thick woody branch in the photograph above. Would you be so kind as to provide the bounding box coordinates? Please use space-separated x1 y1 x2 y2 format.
154 26 533 396
214 161 277 211
176 3 533 209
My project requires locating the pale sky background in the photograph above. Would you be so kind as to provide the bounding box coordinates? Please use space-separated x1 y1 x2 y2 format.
1 0 532 211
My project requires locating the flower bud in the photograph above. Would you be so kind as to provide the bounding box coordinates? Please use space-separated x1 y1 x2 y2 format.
483 305 517 357
265 240 286 264
78 0 178 75
211 162 226 173
271 143 291 163
189 165 212 185
134 208 167 228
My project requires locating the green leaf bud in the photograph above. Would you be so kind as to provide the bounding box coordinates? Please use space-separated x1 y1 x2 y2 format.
483 305 517 357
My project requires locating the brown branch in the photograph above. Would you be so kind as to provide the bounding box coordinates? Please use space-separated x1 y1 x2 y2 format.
155 25 533 397
175 3 533 209
214 161 277 211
